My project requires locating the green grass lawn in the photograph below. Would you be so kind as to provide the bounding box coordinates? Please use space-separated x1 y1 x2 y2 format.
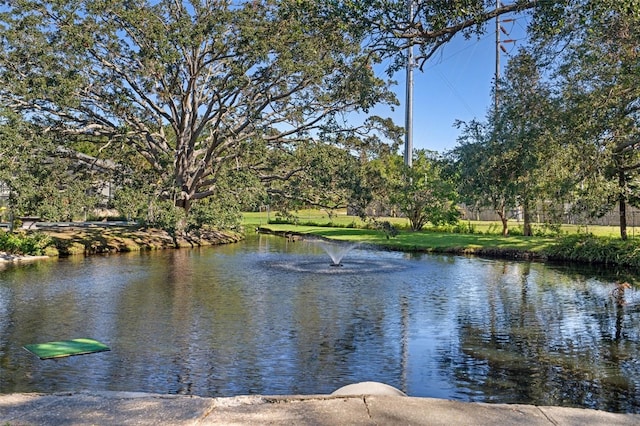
241 209 640 260
242 209 573 253
242 208 629 238
253 222 556 253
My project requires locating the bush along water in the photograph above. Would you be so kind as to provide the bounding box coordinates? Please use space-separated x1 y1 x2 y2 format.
0 231 52 256
544 234 640 267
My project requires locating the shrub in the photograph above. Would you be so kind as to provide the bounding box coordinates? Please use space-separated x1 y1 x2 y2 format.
543 234 640 267
485 223 500 235
429 221 477 234
364 219 398 238
112 187 147 222
0 231 52 256
378 221 398 239
146 199 187 239
188 198 241 231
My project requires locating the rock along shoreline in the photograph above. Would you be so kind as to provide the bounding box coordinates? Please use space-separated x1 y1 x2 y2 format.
0 224 244 264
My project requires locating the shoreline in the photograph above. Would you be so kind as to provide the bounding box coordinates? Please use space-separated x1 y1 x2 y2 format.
2 225 639 272
1 225 243 262
0 251 50 264
258 227 545 260
256 226 640 271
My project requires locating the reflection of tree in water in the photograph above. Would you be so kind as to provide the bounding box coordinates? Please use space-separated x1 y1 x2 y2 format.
290 281 404 394
443 261 640 413
109 249 262 396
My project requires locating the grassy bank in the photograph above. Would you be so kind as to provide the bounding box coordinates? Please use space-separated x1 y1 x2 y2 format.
3 208 638 268
245 209 640 268
256 223 554 259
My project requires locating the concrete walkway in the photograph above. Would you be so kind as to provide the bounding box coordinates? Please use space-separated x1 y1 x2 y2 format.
2 391 640 425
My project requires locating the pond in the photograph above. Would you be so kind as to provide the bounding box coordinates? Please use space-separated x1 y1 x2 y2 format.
1 234 640 413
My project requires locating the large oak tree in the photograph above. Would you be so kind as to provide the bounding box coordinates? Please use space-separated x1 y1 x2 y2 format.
0 0 392 212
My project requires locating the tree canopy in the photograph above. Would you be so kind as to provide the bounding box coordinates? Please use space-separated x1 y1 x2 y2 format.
347 0 539 71
2 0 639 239
450 0 640 239
0 0 394 213
386 149 459 231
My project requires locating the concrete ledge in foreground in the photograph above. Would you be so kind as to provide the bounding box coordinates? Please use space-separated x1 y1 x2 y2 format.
2 391 640 425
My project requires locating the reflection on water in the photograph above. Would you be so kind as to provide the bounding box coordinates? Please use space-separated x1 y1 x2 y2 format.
1 234 640 413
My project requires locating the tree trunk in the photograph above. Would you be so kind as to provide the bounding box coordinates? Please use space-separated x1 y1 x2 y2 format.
497 205 509 236
409 213 424 231
522 200 532 237
619 200 628 240
175 195 191 214
619 169 628 240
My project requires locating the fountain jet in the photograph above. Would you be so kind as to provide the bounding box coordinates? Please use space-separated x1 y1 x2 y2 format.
317 240 359 267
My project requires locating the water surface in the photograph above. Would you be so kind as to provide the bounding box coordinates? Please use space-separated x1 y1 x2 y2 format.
1 234 639 413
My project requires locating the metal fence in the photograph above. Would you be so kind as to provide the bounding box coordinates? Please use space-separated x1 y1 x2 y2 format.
459 204 640 228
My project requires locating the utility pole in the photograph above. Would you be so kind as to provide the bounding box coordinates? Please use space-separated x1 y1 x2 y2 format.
495 1 515 116
404 0 414 168
495 0 500 116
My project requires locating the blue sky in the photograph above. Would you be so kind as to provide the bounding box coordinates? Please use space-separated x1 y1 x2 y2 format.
368 15 530 154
